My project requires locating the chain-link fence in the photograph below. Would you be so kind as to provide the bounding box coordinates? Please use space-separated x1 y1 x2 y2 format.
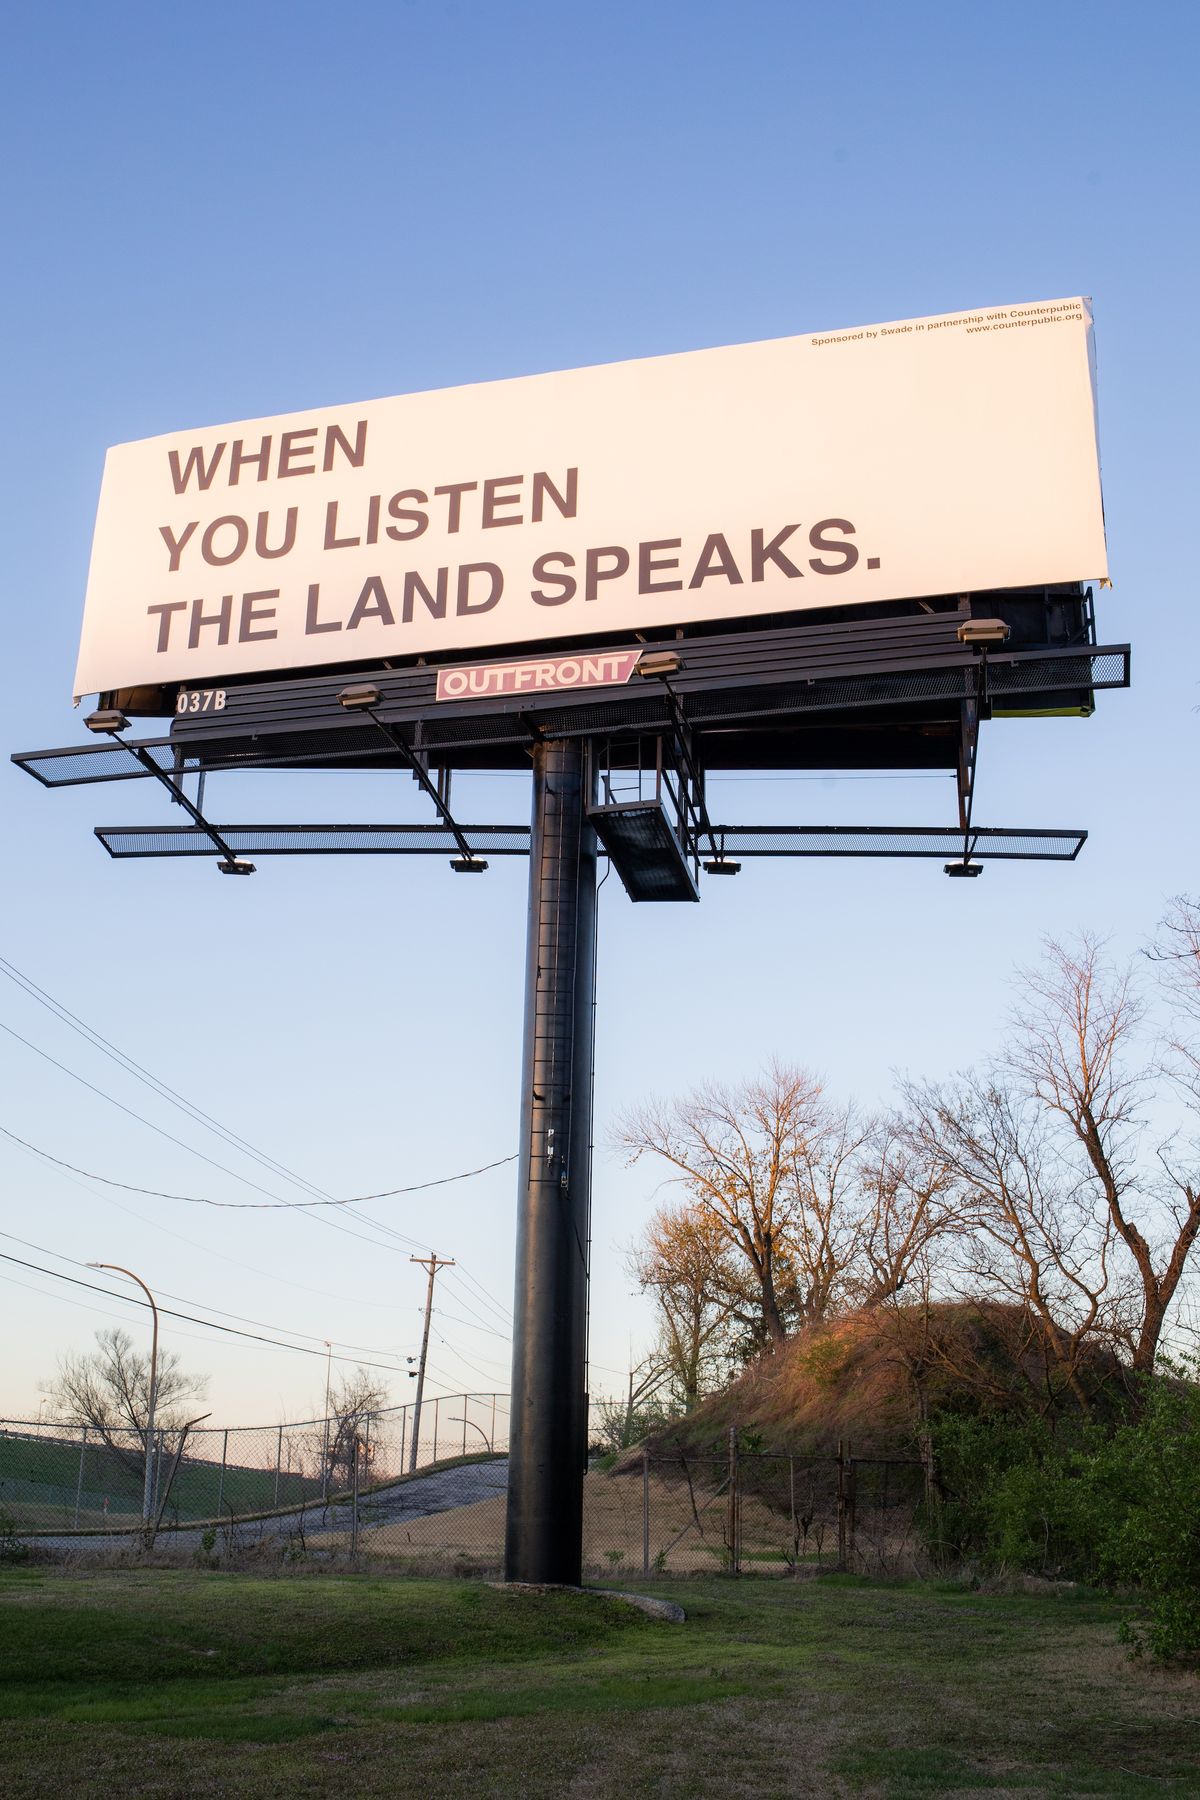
0 1393 508 1542
0 1412 929 1578
583 1442 929 1579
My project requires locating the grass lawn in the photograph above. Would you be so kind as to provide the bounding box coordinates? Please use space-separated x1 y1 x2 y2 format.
0 1568 1195 1798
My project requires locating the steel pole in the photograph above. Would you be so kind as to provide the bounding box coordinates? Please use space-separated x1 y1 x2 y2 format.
505 738 597 1586
408 1255 452 1473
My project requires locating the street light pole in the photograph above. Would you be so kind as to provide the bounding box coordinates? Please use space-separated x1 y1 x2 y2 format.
88 1262 158 1530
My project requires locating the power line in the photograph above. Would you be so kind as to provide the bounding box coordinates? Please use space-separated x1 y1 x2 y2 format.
0 1100 495 1276
0 954 333 1200
0 1020 294 1203
1 1129 410 1316
0 958 517 1283
436 1307 511 1341
0 1227 412 1360
0 1268 352 1362
0 1119 516 1211
443 1267 512 1326
0 954 529 1350
0 1248 410 1374
436 1334 510 1382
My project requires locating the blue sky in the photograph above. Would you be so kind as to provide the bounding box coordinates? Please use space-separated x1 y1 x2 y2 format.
1 0 1197 1427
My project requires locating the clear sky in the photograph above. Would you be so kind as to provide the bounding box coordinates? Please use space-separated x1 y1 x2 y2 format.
1 0 1197 1428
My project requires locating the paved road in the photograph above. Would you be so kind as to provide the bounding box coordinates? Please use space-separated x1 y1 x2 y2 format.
27 1456 510 1554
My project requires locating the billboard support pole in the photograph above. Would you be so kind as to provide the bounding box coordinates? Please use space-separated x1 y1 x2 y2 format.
505 738 597 1586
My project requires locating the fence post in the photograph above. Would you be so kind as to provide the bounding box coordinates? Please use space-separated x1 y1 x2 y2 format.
273 1425 283 1508
462 1407 468 1457
216 1428 228 1519
490 1393 496 1452
351 1438 360 1556
642 1446 650 1575
919 1430 939 1568
727 1425 740 1576
789 1454 797 1579
73 1427 88 1528
836 1440 848 1572
433 1395 440 1465
400 1405 407 1474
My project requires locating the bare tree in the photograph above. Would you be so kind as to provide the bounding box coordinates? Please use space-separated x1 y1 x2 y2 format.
897 934 1200 1384
852 1118 964 1307
591 1357 676 1453
783 1101 874 1322
1008 936 1200 1372
1149 894 1200 1105
630 1203 745 1406
617 1063 824 1346
321 1368 389 1490
902 1074 1121 1410
48 1328 207 1475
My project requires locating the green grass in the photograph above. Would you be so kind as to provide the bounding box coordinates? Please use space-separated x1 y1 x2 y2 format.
0 1569 1195 1797
0 1433 325 1529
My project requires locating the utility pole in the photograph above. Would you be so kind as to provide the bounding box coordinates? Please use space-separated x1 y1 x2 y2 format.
408 1254 454 1473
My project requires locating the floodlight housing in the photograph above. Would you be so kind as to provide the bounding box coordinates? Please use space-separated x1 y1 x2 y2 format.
218 858 256 876
337 683 382 709
636 650 682 678
450 856 488 873
956 619 1011 645
944 861 983 877
703 859 742 875
84 709 129 733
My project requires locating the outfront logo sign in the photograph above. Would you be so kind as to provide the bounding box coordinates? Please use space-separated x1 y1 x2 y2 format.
73 299 1108 700
435 650 640 702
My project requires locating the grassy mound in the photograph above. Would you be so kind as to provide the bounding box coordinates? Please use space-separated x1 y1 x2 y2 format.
639 1300 1133 1461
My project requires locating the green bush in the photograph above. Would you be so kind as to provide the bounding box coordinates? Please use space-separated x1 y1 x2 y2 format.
928 1412 1120 1582
1104 1364 1200 1662
927 1364 1200 1662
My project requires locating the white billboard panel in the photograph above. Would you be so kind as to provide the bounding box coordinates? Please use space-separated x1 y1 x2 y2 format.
73 298 1108 699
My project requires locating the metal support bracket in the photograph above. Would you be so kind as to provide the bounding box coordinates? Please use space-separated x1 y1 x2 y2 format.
122 742 253 872
361 707 484 869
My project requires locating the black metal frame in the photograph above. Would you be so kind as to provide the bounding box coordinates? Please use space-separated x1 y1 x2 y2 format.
13 597 1129 890
91 820 1088 864
12 587 1128 1588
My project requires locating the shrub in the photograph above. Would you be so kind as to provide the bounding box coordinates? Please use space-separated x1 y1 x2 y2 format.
927 1365 1200 1662
1104 1363 1200 1662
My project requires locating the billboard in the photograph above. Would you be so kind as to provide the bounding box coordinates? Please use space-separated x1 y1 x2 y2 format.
73 298 1108 700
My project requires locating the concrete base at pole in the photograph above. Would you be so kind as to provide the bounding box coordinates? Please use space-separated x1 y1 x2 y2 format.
505 738 597 1586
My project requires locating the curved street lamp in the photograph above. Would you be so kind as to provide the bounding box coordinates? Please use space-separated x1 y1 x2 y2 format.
448 1415 493 1455
87 1263 158 1529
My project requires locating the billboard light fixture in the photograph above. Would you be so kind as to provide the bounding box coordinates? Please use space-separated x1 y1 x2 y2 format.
450 856 489 874
636 651 682 678
338 683 382 709
956 619 1010 645
944 861 983 878
703 859 742 875
84 709 129 734
217 858 256 876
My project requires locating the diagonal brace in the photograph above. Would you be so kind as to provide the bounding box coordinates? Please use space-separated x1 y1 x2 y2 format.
124 743 250 869
362 709 478 864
